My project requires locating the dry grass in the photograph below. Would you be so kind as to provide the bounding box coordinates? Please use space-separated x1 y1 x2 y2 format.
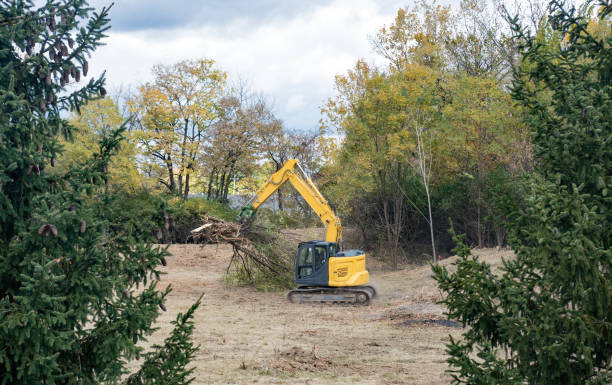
134 231 514 384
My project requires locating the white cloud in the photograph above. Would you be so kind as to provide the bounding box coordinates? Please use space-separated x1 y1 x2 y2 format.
87 0 405 130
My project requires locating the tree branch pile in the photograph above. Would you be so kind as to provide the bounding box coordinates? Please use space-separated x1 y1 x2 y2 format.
190 216 294 289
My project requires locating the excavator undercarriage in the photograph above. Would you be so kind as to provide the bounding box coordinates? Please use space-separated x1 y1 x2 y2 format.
287 285 377 305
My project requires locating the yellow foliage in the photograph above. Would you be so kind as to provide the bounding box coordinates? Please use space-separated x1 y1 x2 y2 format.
57 97 150 192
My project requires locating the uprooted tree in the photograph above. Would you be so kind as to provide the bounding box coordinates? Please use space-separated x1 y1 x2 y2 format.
433 1 611 384
0 1 199 383
190 216 294 290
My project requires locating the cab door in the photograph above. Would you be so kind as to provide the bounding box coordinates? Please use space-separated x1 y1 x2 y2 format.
295 244 329 286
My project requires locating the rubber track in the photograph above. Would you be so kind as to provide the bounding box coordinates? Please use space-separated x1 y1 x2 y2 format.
287 285 377 305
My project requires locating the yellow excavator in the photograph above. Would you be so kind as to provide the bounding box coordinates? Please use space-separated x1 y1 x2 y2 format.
237 159 376 304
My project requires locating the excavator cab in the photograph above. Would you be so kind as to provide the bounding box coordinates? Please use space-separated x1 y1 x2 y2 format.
295 241 336 286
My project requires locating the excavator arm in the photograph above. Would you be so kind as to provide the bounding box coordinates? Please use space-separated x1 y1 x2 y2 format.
237 159 342 244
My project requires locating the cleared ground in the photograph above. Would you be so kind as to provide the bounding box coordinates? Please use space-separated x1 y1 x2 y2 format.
141 229 512 384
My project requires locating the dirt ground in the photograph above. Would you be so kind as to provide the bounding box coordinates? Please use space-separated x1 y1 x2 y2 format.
140 229 513 385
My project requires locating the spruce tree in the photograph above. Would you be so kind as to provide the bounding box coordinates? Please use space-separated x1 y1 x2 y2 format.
0 1 199 384
433 1 611 384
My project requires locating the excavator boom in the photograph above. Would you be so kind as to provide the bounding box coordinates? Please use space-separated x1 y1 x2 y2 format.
238 159 342 243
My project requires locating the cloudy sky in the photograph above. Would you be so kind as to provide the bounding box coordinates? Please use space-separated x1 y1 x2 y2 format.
86 0 409 131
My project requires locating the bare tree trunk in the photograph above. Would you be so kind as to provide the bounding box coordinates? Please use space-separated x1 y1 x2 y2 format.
392 190 404 268
184 173 190 200
217 171 227 199
424 182 436 263
166 157 175 194
206 169 216 200
477 124 485 248
178 173 183 197
495 228 505 249
277 189 283 212
413 116 437 264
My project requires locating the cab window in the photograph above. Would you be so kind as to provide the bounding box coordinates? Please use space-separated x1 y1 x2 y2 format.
297 247 313 277
314 246 327 270
329 244 336 257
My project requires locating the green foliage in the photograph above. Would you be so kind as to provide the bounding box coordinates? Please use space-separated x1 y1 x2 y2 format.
0 2 200 384
435 168 527 247
59 97 150 192
124 297 202 385
433 2 612 383
167 197 236 242
221 222 295 292
224 238 295 291
107 192 168 242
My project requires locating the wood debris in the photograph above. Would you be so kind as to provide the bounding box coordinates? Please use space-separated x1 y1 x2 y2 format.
190 216 292 287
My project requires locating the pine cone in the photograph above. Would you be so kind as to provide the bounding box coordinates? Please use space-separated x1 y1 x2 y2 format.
50 157 55 167
61 45 68 57
100 87 107 97
83 61 88 76
33 165 40 176
54 54 60 64
47 93 53 103
49 224 58 237
48 48 55 61
38 224 48 235
26 45 32 56
54 40 60 51
40 99 46 112
80 220 86 233
46 73 52 86
160 257 167 266
75 69 80 82
123 290 131 299
159 303 167 312
70 67 75 79
60 77 65 87
68 38 74 49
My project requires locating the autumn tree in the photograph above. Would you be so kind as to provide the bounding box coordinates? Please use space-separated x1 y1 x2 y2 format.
203 84 278 202
257 120 324 212
442 75 524 247
204 94 258 201
324 60 446 268
445 0 518 80
370 0 453 69
130 59 226 197
56 97 148 191
0 1 199 384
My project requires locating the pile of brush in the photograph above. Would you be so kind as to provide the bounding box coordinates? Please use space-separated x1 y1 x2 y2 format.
190 216 293 289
